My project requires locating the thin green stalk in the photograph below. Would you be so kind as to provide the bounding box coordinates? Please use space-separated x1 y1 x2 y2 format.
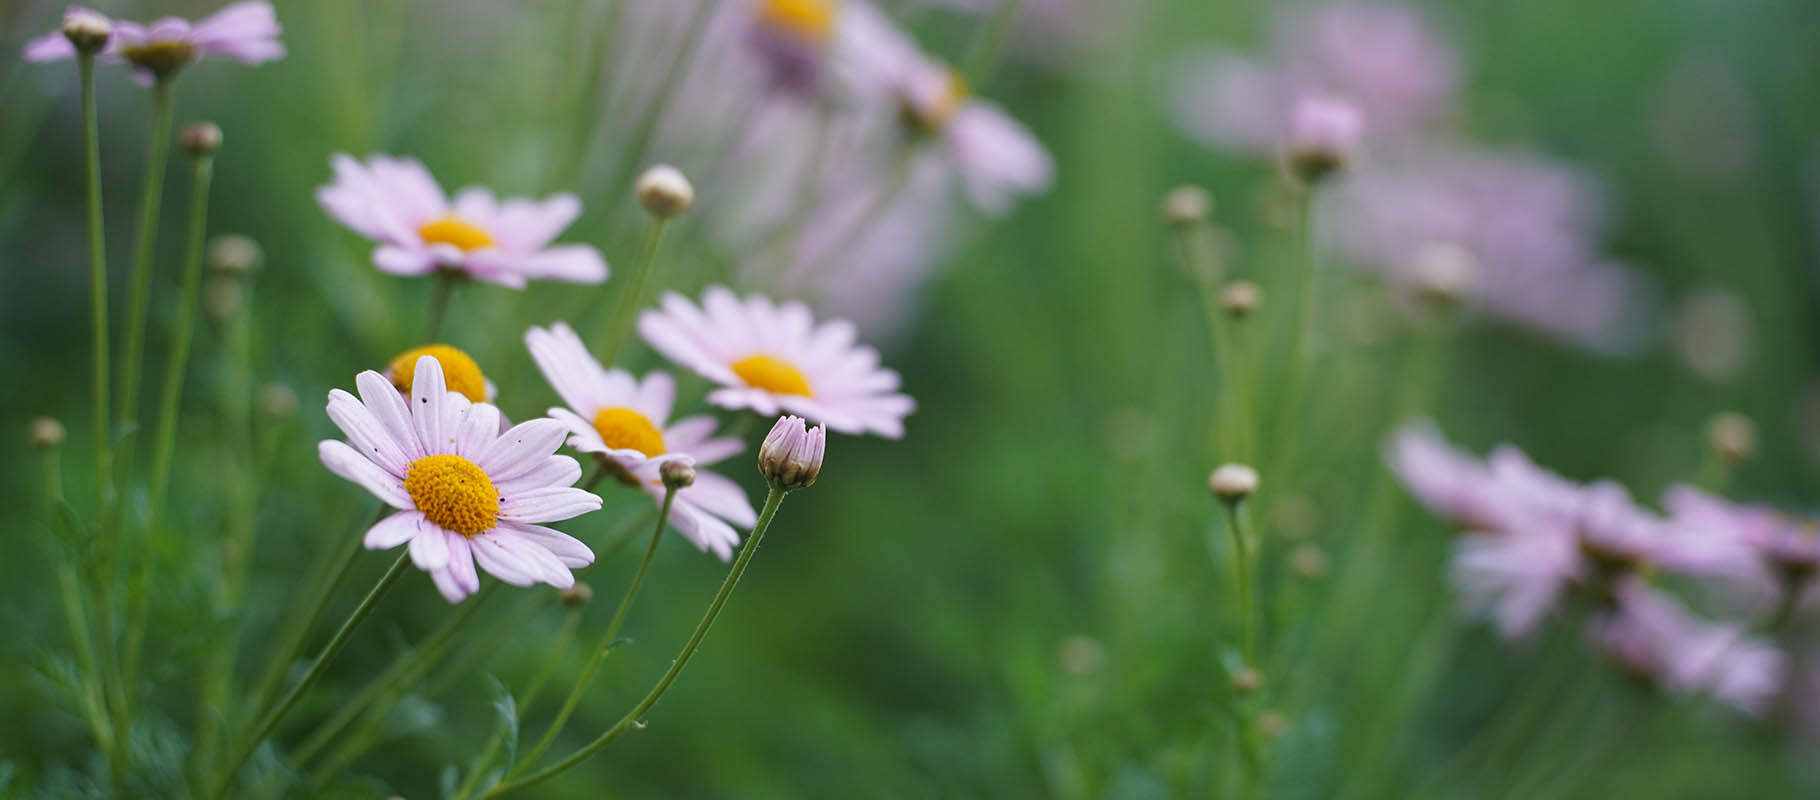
78 54 112 525
518 487 678 772
546 0 623 186
115 77 176 504
451 608 585 800
126 151 215 696
1270 189 1318 470
1224 501 1258 665
426 272 458 341
292 588 496 766
485 485 788 797
46 442 116 764
244 508 374 729
207 551 411 800
602 0 716 219
789 145 916 285
598 218 668 365
961 0 1025 85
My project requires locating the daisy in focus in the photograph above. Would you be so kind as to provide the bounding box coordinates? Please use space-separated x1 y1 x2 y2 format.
24 1 283 80
316 153 608 289
526 322 758 560
638 286 915 438
319 356 602 602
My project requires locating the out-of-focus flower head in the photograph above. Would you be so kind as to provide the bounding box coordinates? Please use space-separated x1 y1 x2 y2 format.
1587 580 1785 716
24 1 283 82
1664 485 1820 612
1169 2 1458 155
525 322 757 560
638 286 915 437
1324 147 1652 354
1285 94 1363 183
316 153 607 289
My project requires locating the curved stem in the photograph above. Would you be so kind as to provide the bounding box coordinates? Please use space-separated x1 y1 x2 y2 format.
1269 189 1319 473
517 488 677 772
244 512 373 727
126 151 214 691
600 0 716 220
598 218 668 366
1225 501 1258 665
485 485 787 797
207 550 410 800
78 54 112 526
426 271 458 342
451 606 585 800
115 76 175 504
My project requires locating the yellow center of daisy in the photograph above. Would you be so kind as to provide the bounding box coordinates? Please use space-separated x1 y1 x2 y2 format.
387 345 489 402
904 68 970 133
592 407 666 457
418 217 497 252
759 0 837 43
404 454 500 537
731 354 813 397
121 41 198 77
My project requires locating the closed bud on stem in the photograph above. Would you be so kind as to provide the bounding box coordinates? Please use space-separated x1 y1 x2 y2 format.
1231 667 1263 694
206 234 263 274
1160 185 1213 227
1707 411 1756 466
759 415 825 491
661 459 697 490
559 582 593 609
60 8 112 54
203 277 244 321
1220 280 1263 318
179 122 222 156
635 165 694 218
1284 96 1362 186
1209 463 1259 504
30 417 66 449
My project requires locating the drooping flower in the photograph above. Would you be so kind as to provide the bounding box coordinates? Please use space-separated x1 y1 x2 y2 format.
24 1 283 81
638 286 915 437
315 153 607 289
1587 580 1785 716
525 322 757 560
318 356 601 602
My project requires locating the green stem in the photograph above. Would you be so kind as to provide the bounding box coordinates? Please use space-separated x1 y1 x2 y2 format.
452 608 585 800
1225 501 1259 665
46 442 116 766
602 0 716 220
426 271 458 341
244 509 373 729
126 151 214 694
961 0 1026 85
790 145 916 286
598 218 668 366
517 487 677 772
1268 190 1319 476
485 485 788 797
115 77 176 508
207 551 410 800
78 54 112 526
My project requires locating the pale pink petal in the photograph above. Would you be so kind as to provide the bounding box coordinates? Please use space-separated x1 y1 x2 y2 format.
364 510 429 550
318 440 411 509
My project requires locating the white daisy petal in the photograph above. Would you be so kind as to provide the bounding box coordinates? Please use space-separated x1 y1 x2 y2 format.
502 486 603 524
410 523 452 570
365 510 429 550
319 440 411 509
499 521 596 568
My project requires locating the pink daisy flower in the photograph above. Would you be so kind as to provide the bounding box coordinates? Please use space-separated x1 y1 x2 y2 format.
24 2 283 81
315 153 607 289
638 286 915 438
525 322 758 560
1663 484 1820 616
1588 580 1785 716
318 355 602 603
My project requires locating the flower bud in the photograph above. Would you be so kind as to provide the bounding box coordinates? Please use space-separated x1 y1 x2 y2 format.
203 277 243 321
1160 185 1213 227
259 384 298 420
559 582 593 609
1290 545 1328 579
1231 667 1263 694
207 234 263 274
30 417 66 449
179 122 222 157
661 459 697 490
60 8 112 54
1220 281 1262 318
758 415 825 491
1707 411 1756 466
1284 96 1362 185
1208 463 1259 504
635 165 694 218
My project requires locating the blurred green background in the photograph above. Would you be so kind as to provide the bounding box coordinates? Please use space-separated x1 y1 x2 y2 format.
5 0 1820 797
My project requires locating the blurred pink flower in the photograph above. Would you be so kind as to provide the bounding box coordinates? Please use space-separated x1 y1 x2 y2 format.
1588 580 1785 716
524 322 757 561
1663 485 1820 616
315 153 607 289
24 1 283 81
1169 2 1458 154
638 286 915 437
1324 148 1652 353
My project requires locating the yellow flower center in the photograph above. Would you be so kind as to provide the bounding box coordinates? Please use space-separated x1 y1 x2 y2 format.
904 68 970 133
592 407 666 457
731 354 813 397
121 41 198 77
418 216 497 252
404 454 500 537
387 345 489 402
759 0 837 43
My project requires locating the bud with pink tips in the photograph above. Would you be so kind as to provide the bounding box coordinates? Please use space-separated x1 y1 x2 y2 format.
1285 95 1364 184
759 415 826 492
